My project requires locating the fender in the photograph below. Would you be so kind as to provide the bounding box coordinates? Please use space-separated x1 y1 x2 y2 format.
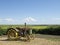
6 28 19 34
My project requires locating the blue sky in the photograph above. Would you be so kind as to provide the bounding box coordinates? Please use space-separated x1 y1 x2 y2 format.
0 0 60 24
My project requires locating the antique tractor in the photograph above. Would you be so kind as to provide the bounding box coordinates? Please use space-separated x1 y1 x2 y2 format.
7 23 34 41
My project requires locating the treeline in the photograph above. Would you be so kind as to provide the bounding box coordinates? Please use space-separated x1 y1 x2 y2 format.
32 26 60 35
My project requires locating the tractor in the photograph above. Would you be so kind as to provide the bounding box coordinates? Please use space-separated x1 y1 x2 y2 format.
7 23 34 41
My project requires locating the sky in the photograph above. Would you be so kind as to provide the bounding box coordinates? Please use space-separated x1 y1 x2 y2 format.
0 0 60 25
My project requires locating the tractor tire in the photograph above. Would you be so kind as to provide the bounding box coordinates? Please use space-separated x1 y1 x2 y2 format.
7 28 19 40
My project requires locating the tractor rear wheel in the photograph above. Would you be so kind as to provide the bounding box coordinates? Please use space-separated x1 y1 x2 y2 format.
7 28 19 40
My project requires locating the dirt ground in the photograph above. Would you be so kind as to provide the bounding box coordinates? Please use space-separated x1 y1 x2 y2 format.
0 35 60 45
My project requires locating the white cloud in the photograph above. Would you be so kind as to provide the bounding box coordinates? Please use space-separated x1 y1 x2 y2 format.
23 17 37 22
0 19 3 22
52 18 60 21
38 18 60 24
0 17 60 24
4 18 15 22
0 18 15 22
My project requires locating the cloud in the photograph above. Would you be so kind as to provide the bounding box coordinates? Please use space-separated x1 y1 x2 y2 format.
38 18 60 24
23 17 37 22
0 17 37 24
0 18 15 22
52 18 60 21
4 18 15 22
0 19 3 22
0 17 60 24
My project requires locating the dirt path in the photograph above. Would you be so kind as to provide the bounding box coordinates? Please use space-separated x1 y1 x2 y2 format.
0 35 60 45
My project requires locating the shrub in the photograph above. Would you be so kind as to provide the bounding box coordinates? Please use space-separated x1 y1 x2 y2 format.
32 27 60 35
0 27 7 36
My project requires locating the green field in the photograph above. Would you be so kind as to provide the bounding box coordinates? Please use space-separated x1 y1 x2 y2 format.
0 25 60 35
0 25 48 29
0 25 59 30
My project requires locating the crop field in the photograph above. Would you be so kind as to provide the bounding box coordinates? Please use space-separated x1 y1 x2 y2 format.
0 25 48 30
0 25 60 29
0 25 55 30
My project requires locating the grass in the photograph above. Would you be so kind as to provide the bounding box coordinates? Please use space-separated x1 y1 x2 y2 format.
30 25 48 29
0 25 49 30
